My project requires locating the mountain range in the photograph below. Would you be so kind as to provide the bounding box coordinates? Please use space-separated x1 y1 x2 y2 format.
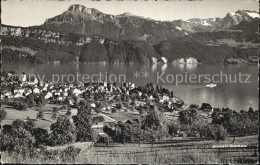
1 4 259 64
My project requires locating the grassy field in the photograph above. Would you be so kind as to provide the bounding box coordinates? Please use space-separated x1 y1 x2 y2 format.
2 104 68 130
1 125 258 164
3 45 38 55
104 111 140 121
78 135 258 164
1 104 258 164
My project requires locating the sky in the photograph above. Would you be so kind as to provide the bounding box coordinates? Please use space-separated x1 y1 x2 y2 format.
1 0 259 27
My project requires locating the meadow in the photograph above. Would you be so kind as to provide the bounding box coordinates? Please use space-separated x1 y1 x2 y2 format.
2 135 257 164
79 135 258 164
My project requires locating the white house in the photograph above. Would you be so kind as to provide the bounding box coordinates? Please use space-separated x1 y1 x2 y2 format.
90 103 96 108
20 74 27 82
186 57 198 64
33 78 39 84
161 57 168 63
33 88 40 94
14 93 23 98
152 57 158 64
14 88 25 94
99 39 105 44
44 92 52 99
130 83 135 90
178 58 185 64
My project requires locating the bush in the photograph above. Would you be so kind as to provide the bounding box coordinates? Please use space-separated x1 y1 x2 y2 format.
65 109 71 116
1 120 35 154
49 116 75 146
14 99 28 110
32 128 49 147
52 107 59 113
72 107 93 142
58 146 81 163
36 111 44 120
0 108 7 120
210 124 227 142
97 134 112 144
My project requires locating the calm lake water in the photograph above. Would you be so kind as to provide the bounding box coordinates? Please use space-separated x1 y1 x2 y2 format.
2 63 258 111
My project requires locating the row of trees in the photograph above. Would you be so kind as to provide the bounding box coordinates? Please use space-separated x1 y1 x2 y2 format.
211 107 258 143
1 117 81 162
1 103 95 150
178 106 259 143
100 105 258 144
103 105 168 145
2 93 47 111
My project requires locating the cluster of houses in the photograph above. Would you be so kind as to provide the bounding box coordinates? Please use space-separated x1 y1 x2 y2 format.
1 71 199 138
0 25 106 46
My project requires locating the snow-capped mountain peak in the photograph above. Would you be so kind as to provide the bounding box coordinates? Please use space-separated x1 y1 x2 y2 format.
245 11 259 18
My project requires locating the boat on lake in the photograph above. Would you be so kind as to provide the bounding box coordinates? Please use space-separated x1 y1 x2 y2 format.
205 83 217 88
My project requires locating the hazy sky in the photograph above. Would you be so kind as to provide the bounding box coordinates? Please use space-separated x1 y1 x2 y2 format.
1 0 258 27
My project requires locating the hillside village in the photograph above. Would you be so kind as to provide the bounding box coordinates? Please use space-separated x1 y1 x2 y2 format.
1 70 215 137
1 70 258 152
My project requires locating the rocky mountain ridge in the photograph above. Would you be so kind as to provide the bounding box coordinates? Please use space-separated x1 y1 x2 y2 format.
1 4 258 64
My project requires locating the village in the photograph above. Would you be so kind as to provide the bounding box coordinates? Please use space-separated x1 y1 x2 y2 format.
1 71 258 164
1 69 258 164
1 70 215 139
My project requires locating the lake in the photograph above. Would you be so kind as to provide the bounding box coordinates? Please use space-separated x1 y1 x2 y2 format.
2 63 258 111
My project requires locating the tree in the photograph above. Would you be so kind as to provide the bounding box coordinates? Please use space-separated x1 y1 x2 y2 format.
26 94 36 107
58 146 81 163
103 126 116 140
116 102 122 110
25 119 36 132
124 122 142 143
32 127 49 147
14 99 28 110
36 111 44 120
211 108 222 124
64 98 71 105
170 91 174 98
142 105 168 148
66 108 72 116
1 119 35 155
179 109 196 125
36 94 46 106
52 113 57 121
52 107 59 113
188 111 211 137
0 108 7 121
220 110 246 143
49 116 75 146
111 108 117 113
210 124 227 143
97 134 112 144
72 107 93 142
168 121 180 136
114 122 127 143
248 107 254 116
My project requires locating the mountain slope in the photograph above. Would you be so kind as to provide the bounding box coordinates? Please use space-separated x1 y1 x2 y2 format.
0 4 258 64
42 4 186 43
